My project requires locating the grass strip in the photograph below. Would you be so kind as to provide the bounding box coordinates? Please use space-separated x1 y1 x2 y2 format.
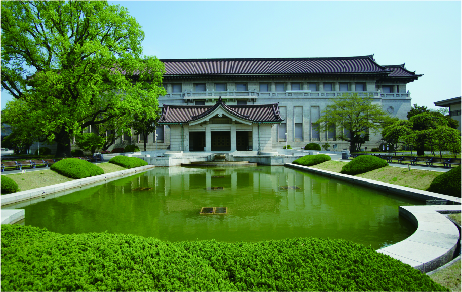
1 225 448 291
311 161 441 190
2 163 127 192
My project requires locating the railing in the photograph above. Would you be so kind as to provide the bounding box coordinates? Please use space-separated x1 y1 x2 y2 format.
160 90 410 99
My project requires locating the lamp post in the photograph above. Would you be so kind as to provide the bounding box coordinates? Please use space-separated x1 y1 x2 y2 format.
155 133 158 155
285 132 288 150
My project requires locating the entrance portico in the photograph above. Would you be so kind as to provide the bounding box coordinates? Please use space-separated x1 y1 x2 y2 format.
158 97 283 153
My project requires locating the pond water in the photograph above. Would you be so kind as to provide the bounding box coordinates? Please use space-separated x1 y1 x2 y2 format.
8 166 423 249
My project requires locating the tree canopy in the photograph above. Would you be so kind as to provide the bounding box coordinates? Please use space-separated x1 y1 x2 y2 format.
315 93 392 152
1 0 166 157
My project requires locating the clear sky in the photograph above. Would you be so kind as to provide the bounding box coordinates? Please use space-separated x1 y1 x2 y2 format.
1 0 461 110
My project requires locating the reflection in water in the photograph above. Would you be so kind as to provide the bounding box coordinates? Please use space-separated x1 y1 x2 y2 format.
13 166 422 249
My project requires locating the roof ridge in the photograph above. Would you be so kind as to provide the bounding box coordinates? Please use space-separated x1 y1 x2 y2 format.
160 55 376 62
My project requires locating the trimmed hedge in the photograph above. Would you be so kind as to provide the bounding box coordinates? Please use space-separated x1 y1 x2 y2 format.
1 225 447 291
111 148 125 153
283 145 292 149
341 155 388 175
34 147 51 155
109 156 147 168
427 165 461 197
304 143 321 150
50 158 104 179
124 144 140 152
1 175 19 194
292 154 331 166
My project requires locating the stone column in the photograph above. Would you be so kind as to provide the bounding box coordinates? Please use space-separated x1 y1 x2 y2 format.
205 124 211 152
302 83 308 90
334 82 340 92
183 125 190 152
252 124 259 151
231 123 237 152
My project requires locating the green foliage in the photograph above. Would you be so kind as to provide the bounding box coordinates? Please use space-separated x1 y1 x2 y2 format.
322 142 330 151
304 143 321 150
109 156 147 168
426 126 461 158
111 148 125 153
71 149 85 157
341 155 388 175
124 144 140 152
75 133 105 155
370 148 380 152
407 104 430 120
1 1 166 157
293 154 332 166
131 113 158 151
50 158 104 179
1 225 447 291
427 166 461 197
1 175 20 194
283 145 292 149
34 147 52 155
315 93 392 152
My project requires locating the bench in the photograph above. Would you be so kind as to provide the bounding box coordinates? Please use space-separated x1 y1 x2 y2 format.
410 157 420 165
425 157 436 166
16 160 35 170
1 161 19 172
443 158 461 168
30 159 47 168
42 159 56 167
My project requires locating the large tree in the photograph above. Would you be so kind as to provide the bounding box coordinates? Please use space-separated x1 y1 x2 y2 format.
1 1 166 157
315 93 392 152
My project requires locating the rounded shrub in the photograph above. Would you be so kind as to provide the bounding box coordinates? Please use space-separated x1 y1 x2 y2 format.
292 154 331 166
71 149 84 157
124 145 140 152
34 147 51 155
50 158 104 179
109 156 147 168
283 145 292 149
427 165 461 197
341 155 388 175
1 175 19 194
304 143 321 151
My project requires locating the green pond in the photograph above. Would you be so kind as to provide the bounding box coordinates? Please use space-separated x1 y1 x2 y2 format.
7 166 423 249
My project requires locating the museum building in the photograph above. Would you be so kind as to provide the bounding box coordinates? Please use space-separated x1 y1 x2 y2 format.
151 55 421 153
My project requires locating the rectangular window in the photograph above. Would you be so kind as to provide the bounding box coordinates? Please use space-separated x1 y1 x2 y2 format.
275 83 285 92
328 124 336 139
236 83 247 91
343 128 351 139
295 123 303 140
195 101 205 105
155 126 164 142
259 83 269 92
308 83 317 91
278 123 287 140
215 83 226 91
237 100 247 105
123 132 132 144
355 83 365 92
291 83 301 91
311 123 320 140
194 83 206 92
339 83 349 91
172 84 182 93
323 83 333 91
382 85 392 93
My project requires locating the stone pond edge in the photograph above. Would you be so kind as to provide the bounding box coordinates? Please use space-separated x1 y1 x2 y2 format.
285 163 461 273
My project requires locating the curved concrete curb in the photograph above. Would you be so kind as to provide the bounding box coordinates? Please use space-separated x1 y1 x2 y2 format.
1 165 155 222
286 163 461 273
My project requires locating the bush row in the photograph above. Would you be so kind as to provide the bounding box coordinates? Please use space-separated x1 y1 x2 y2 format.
34 147 51 155
427 165 461 197
341 155 388 175
292 154 331 166
50 158 104 179
1 175 19 195
109 156 147 168
1 225 447 291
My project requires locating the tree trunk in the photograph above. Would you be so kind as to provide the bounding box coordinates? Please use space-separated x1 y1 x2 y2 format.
54 127 72 158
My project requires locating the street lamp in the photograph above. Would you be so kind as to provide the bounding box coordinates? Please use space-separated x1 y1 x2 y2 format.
155 133 158 155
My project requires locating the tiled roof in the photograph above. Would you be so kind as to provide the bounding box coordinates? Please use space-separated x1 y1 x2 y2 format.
161 55 394 75
434 96 461 107
158 98 283 124
383 64 421 77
